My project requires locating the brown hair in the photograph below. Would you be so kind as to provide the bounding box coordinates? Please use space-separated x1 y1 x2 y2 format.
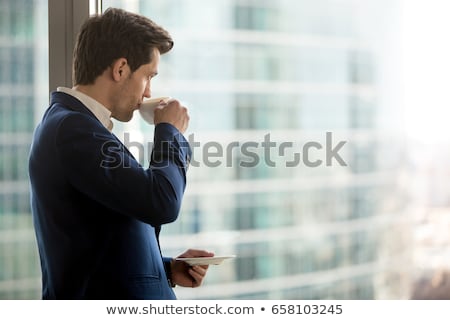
73 7 173 85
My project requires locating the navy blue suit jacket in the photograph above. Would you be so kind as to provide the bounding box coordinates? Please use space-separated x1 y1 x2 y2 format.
29 92 191 299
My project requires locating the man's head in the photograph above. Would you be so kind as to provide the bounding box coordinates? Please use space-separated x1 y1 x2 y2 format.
72 8 173 122
73 7 173 86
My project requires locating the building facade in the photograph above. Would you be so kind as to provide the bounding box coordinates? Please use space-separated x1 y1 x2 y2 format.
0 0 47 298
0 0 410 299
104 0 410 299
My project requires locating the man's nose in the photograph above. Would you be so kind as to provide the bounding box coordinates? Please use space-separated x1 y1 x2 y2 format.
144 83 151 98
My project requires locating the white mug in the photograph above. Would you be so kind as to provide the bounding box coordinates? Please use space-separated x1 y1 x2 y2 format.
139 96 171 124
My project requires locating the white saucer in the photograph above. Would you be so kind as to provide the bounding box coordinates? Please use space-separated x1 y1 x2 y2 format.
175 255 236 266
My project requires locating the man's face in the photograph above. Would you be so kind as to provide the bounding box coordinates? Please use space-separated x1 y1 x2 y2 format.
112 48 160 122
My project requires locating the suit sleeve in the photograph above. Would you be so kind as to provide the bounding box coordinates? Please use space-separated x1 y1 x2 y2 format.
55 112 191 226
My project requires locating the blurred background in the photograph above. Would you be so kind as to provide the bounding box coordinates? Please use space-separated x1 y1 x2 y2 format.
1 0 450 299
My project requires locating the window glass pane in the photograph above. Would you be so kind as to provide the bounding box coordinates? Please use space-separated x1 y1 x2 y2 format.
102 0 407 299
0 0 48 299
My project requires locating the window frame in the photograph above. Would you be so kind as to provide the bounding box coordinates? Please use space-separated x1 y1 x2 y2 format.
48 0 94 91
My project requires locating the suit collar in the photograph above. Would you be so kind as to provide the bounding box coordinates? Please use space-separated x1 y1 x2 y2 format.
50 91 96 117
50 91 114 131
56 87 113 131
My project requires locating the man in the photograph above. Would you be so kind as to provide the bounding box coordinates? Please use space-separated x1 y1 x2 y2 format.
28 7 213 299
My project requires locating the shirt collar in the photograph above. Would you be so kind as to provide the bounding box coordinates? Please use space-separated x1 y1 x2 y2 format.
57 87 114 131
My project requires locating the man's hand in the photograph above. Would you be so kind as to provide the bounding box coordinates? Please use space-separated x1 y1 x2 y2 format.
170 249 214 288
154 99 189 133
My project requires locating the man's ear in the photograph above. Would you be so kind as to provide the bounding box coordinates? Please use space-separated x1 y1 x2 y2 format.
112 58 128 81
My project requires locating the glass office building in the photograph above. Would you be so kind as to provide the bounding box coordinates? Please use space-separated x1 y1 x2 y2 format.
0 0 47 298
0 0 410 299
104 0 409 299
